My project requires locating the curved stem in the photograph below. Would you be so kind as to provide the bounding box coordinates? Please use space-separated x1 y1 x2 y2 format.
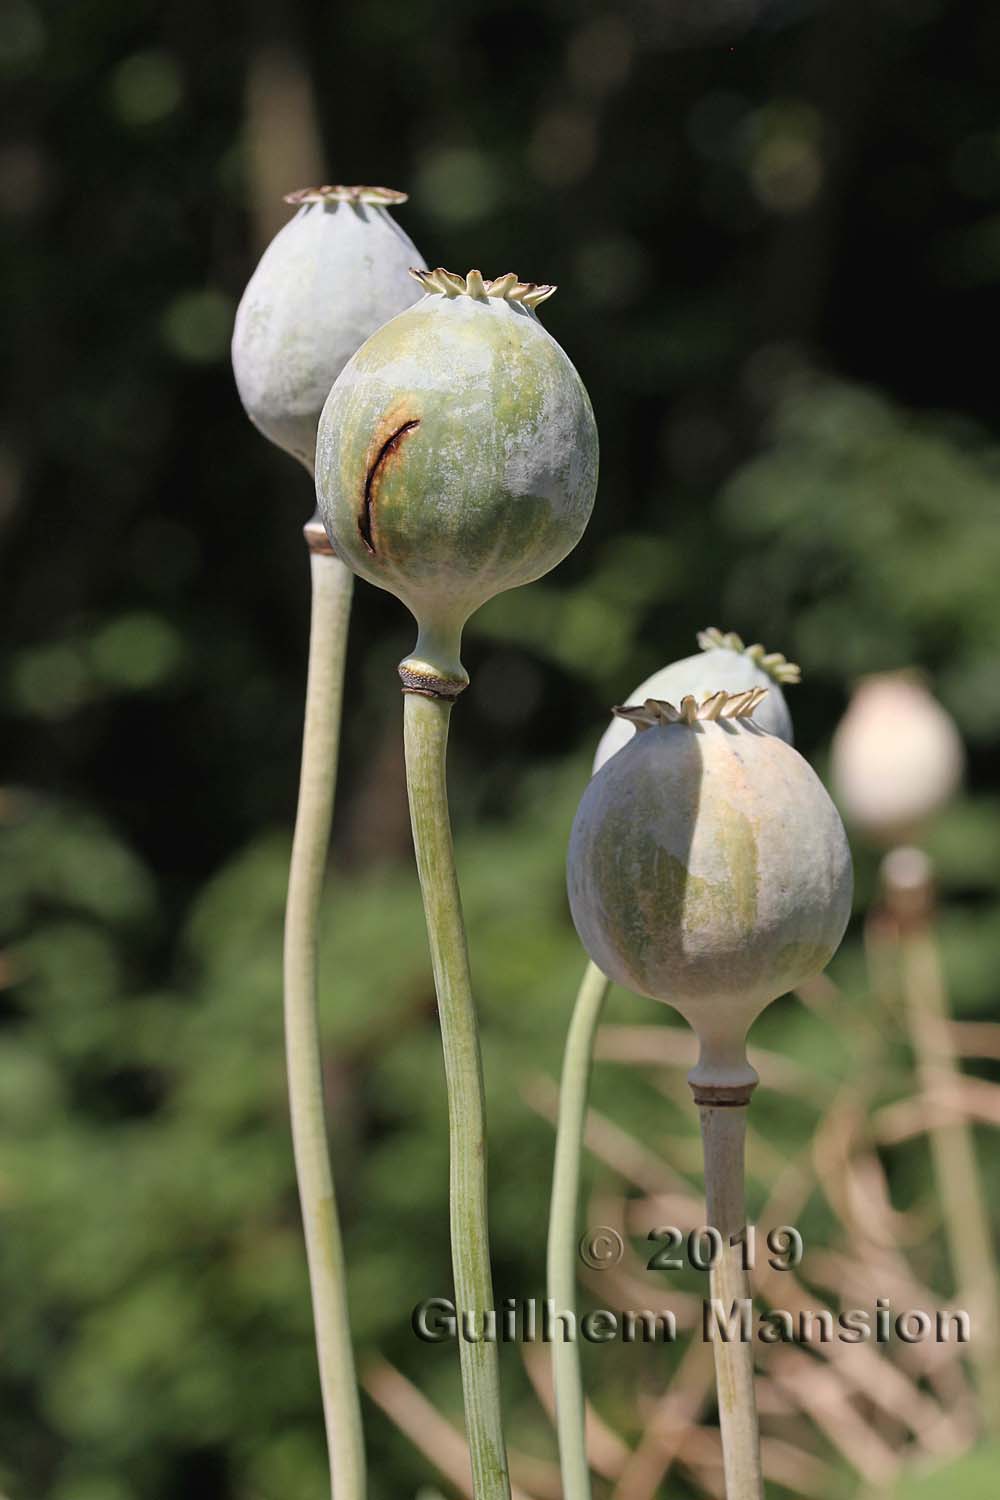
698 1102 763 1500
402 689 511 1500
547 960 609 1500
283 539 365 1500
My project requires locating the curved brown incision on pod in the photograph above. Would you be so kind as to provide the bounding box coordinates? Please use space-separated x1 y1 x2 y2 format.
359 418 420 554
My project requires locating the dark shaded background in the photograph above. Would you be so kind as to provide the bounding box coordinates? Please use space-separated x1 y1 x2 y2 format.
3 2 1000 1498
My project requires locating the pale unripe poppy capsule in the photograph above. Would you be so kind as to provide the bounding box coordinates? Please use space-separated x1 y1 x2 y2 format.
231 185 426 473
315 267 599 696
831 672 964 845
593 627 799 772
568 691 853 1096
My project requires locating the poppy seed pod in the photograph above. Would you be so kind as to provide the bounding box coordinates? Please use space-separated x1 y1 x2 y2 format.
231 185 426 472
594 627 799 772
831 672 964 844
315 267 599 695
568 691 852 1095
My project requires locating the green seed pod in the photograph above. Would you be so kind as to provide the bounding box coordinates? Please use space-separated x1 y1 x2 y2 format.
315 267 599 695
594 628 799 772
568 691 852 1095
232 185 426 473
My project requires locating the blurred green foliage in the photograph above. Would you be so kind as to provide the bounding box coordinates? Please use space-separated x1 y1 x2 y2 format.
3 0 1000 1497
894 1442 1000 1500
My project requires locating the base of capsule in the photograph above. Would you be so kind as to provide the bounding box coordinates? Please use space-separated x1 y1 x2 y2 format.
398 623 470 699
398 656 469 699
686 1033 760 1106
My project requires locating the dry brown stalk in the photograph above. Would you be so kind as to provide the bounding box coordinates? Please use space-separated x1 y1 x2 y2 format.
812 1089 927 1247
523 1075 694 1199
872 1076 1000 1141
611 1146 818 1500
682 1426 837 1497
520 1342 632 1481
949 1019 1000 1060
610 1335 716 1500
584 1185 701 1328
767 1347 901 1488
806 1247 977 1436
361 1359 550 1500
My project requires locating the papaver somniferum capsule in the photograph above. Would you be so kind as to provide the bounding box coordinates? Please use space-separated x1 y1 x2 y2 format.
315 267 599 696
594 627 799 772
231 185 426 472
831 671 964 845
568 690 853 1098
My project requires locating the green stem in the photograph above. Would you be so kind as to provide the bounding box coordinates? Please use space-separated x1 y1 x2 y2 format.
547 960 609 1500
402 689 511 1500
698 1100 763 1500
897 915 1000 1431
283 534 365 1500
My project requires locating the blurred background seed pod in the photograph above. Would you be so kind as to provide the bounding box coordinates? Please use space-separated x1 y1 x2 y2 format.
831 672 965 846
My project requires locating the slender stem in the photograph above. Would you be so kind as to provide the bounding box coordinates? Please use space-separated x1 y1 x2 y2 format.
283 532 365 1500
547 960 609 1500
888 864 1000 1432
697 1102 763 1500
402 689 511 1500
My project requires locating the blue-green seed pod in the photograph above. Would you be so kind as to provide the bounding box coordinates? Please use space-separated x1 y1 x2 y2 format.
594 628 799 772
569 691 852 1095
315 268 599 695
232 185 426 473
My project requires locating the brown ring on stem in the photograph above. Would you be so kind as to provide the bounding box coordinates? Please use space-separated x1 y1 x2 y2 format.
303 513 337 556
690 1080 758 1107
398 664 468 700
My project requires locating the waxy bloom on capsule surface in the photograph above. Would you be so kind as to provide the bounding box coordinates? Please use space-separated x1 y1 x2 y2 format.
594 628 800 771
315 267 599 694
232 185 426 471
569 691 852 1094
